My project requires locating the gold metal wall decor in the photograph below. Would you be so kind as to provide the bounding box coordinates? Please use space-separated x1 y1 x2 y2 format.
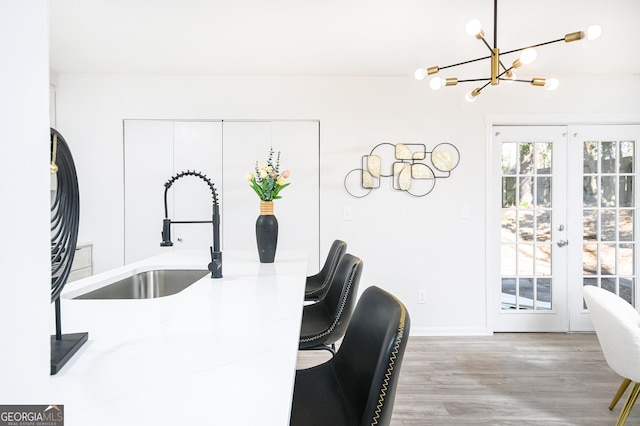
344 142 460 198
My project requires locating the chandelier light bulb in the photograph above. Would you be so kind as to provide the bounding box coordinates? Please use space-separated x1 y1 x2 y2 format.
429 76 444 90
465 90 478 103
465 19 482 37
415 68 427 81
519 48 537 65
545 78 560 91
587 24 602 40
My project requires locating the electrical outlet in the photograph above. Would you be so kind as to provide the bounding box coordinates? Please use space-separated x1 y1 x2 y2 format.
417 290 427 304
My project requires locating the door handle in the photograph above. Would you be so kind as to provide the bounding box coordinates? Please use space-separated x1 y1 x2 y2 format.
557 240 568 247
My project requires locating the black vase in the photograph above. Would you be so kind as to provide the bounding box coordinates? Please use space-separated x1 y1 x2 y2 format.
256 201 278 263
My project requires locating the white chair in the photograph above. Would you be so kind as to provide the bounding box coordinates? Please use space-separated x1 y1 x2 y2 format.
583 285 640 425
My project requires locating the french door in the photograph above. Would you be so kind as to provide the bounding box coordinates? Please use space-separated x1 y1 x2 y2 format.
490 124 640 332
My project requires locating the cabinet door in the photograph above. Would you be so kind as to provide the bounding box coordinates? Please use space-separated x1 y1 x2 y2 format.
172 121 223 251
124 120 223 264
222 121 320 272
124 120 173 263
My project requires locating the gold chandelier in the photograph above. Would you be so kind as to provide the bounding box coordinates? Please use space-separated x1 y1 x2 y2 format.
415 0 601 102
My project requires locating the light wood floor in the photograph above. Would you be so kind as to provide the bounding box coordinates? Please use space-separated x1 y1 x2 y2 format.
296 333 635 425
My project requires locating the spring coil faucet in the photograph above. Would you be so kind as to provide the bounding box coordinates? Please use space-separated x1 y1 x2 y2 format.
161 170 222 278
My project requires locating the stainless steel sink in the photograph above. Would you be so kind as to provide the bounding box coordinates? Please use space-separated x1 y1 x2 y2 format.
73 269 209 300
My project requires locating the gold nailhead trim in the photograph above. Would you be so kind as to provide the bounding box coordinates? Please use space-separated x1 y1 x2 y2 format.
300 259 361 344
371 294 407 426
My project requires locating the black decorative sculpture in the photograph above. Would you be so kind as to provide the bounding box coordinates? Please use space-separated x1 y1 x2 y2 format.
50 128 88 375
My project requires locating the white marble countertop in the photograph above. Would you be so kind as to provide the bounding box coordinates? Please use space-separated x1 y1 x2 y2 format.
50 249 307 426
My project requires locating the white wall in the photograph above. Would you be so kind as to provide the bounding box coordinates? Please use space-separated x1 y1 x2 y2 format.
0 0 51 400
54 73 640 335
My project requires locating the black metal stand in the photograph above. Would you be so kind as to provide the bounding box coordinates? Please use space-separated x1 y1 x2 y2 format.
51 298 88 375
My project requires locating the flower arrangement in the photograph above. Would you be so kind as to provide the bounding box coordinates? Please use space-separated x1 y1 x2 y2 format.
246 147 290 201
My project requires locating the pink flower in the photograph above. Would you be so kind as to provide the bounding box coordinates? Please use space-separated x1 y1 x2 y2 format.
282 170 290 178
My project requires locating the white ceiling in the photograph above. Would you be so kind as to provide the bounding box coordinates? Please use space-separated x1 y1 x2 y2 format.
50 0 640 78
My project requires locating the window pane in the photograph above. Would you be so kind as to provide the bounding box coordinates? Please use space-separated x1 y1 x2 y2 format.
583 243 598 275
502 177 516 207
620 141 634 173
502 210 517 242
502 278 516 310
519 278 534 309
601 210 616 241
601 141 616 173
619 210 634 241
619 243 634 276
583 210 598 241
620 176 634 207
536 278 551 310
518 211 533 242
501 244 516 275
536 142 552 174
584 141 598 173
518 244 534 275
620 278 634 305
536 211 551 242
519 176 533 207
536 176 551 207
602 277 616 293
601 176 617 207
583 176 597 207
502 143 517 174
519 143 534 174
536 244 552 276
601 243 616 275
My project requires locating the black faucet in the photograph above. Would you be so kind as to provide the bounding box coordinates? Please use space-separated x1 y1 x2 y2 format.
160 170 222 278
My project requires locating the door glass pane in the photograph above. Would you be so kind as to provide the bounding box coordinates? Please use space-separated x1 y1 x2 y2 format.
519 143 534 174
620 210 634 241
583 210 598 241
518 244 534 275
536 211 551 242
601 210 616 241
620 141 634 173
582 138 636 307
502 143 517 174
583 175 598 207
518 211 533 241
601 141 616 173
537 278 551 310
537 176 551 207
620 176 634 207
519 278 534 309
536 143 552 174
502 177 516 207
536 245 552 275
601 176 617 207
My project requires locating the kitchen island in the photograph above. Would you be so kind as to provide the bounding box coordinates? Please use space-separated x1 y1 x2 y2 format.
50 250 307 425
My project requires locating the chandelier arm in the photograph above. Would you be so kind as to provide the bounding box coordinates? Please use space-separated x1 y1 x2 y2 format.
500 37 565 56
457 78 492 83
438 54 492 71
480 37 495 53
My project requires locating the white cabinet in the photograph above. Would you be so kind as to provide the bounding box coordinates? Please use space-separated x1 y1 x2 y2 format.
67 243 92 282
124 120 319 271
